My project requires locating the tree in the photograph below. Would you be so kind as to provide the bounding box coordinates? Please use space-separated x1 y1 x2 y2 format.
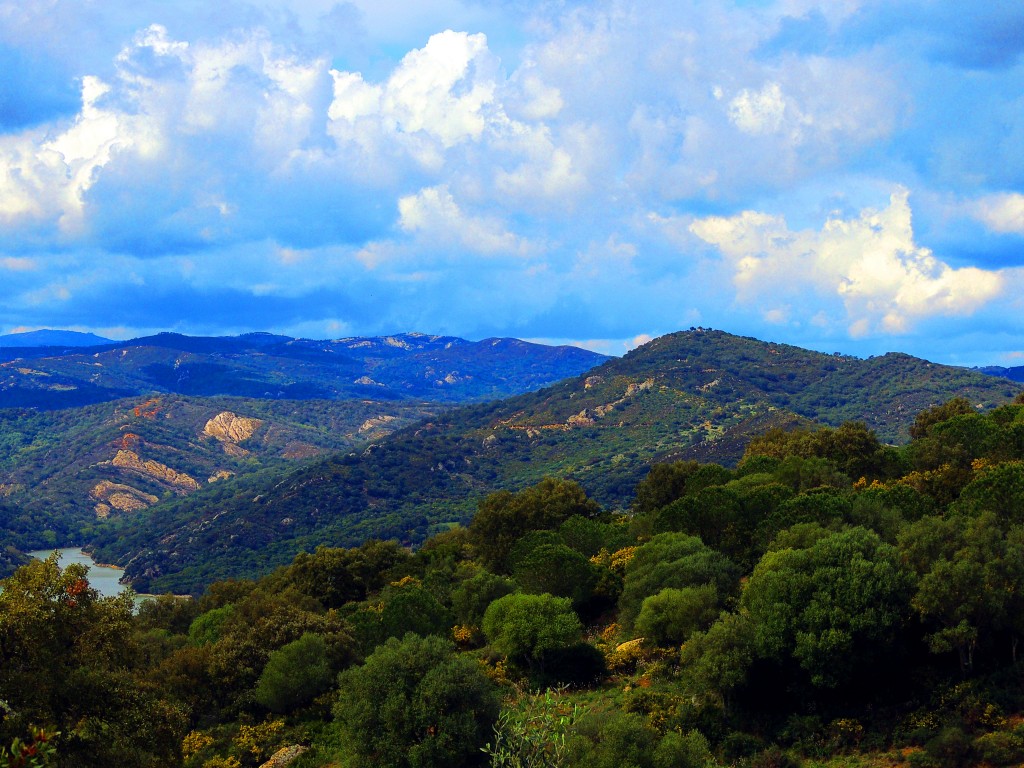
900 512 1014 672
618 533 739 634
680 611 755 707
333 633 499 768
0 556 187 766
633 461 702 515
742 527 914 687
634 585 720 647
910 398 975 439
254 633 333 712
482 593 582 667
469 479 601 571
451 570 517 626
512 543 599 609
380 584 453 640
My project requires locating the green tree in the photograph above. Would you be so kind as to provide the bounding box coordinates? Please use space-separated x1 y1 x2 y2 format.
254 633 333 712
469 479 601 571
634 585 720 647
512 544 599 609
451 570 517 626
618 533 739 635
900 512 1016 671
0 556 187 766
333 633 499 768
680 611 755 707
742 527 914 687
482 593 582 667
380 584 453 640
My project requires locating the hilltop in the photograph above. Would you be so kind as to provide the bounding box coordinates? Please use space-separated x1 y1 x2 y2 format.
0 329 116 348
88 329 1022 592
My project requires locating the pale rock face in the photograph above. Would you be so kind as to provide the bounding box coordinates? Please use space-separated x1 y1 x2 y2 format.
90 480 160 518
203 411 264 443
111 450 201 491
359 414 397 434
259 745 307 768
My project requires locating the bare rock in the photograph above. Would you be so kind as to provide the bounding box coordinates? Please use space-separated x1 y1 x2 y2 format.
259 746 307 768
90 480 159 517
112 450 201 491
203 411 263 443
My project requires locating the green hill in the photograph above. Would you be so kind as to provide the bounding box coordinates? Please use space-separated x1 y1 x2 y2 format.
88 329 1022 593
0 395 441 555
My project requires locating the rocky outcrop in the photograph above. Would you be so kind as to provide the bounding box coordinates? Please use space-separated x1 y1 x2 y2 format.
90 481 160 519
111 450 201 491
203 411 263 443
258 746 307 768
359 414 397 439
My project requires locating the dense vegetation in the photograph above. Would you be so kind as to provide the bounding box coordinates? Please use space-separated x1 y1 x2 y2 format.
89 330 1021 594
5 394 1024 768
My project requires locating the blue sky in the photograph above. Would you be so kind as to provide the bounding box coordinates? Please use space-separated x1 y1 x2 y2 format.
2 0 1024 365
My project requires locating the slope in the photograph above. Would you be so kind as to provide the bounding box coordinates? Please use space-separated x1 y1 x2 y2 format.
90 329 1022 593
0 395 441 553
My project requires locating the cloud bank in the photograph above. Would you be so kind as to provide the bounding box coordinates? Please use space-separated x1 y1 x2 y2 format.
1 0 1023 363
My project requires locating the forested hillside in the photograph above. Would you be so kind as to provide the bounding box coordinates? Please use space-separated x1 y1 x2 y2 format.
4 394 1024 768
0 395 441 557
91 329 1022 593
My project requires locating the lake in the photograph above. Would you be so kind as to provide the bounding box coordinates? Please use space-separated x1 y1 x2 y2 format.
28 547 132 599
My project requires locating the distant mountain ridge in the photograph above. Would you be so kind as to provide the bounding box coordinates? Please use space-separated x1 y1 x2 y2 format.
0 329 115 348
976 364 1024 383
0 331 609 408
87 328 1024 593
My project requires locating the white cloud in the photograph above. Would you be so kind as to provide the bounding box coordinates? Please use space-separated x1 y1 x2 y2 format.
969 192 1024 234
690 188 1004 336
398 185 527 255
729 82 788 135
327 29 500 172
1 257 35 271
0 75 136 233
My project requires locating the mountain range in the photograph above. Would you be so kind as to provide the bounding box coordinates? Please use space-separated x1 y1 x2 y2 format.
0 331 608 408
77 328 1022 593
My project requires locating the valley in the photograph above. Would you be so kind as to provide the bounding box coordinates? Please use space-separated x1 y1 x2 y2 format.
6 327 1017 593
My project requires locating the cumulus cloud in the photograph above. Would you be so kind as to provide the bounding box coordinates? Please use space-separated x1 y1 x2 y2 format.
690 188 1005 336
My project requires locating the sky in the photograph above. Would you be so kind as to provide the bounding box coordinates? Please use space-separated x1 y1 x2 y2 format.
1 0 1024 365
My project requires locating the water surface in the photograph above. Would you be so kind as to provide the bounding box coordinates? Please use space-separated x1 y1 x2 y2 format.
28 547 131 598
